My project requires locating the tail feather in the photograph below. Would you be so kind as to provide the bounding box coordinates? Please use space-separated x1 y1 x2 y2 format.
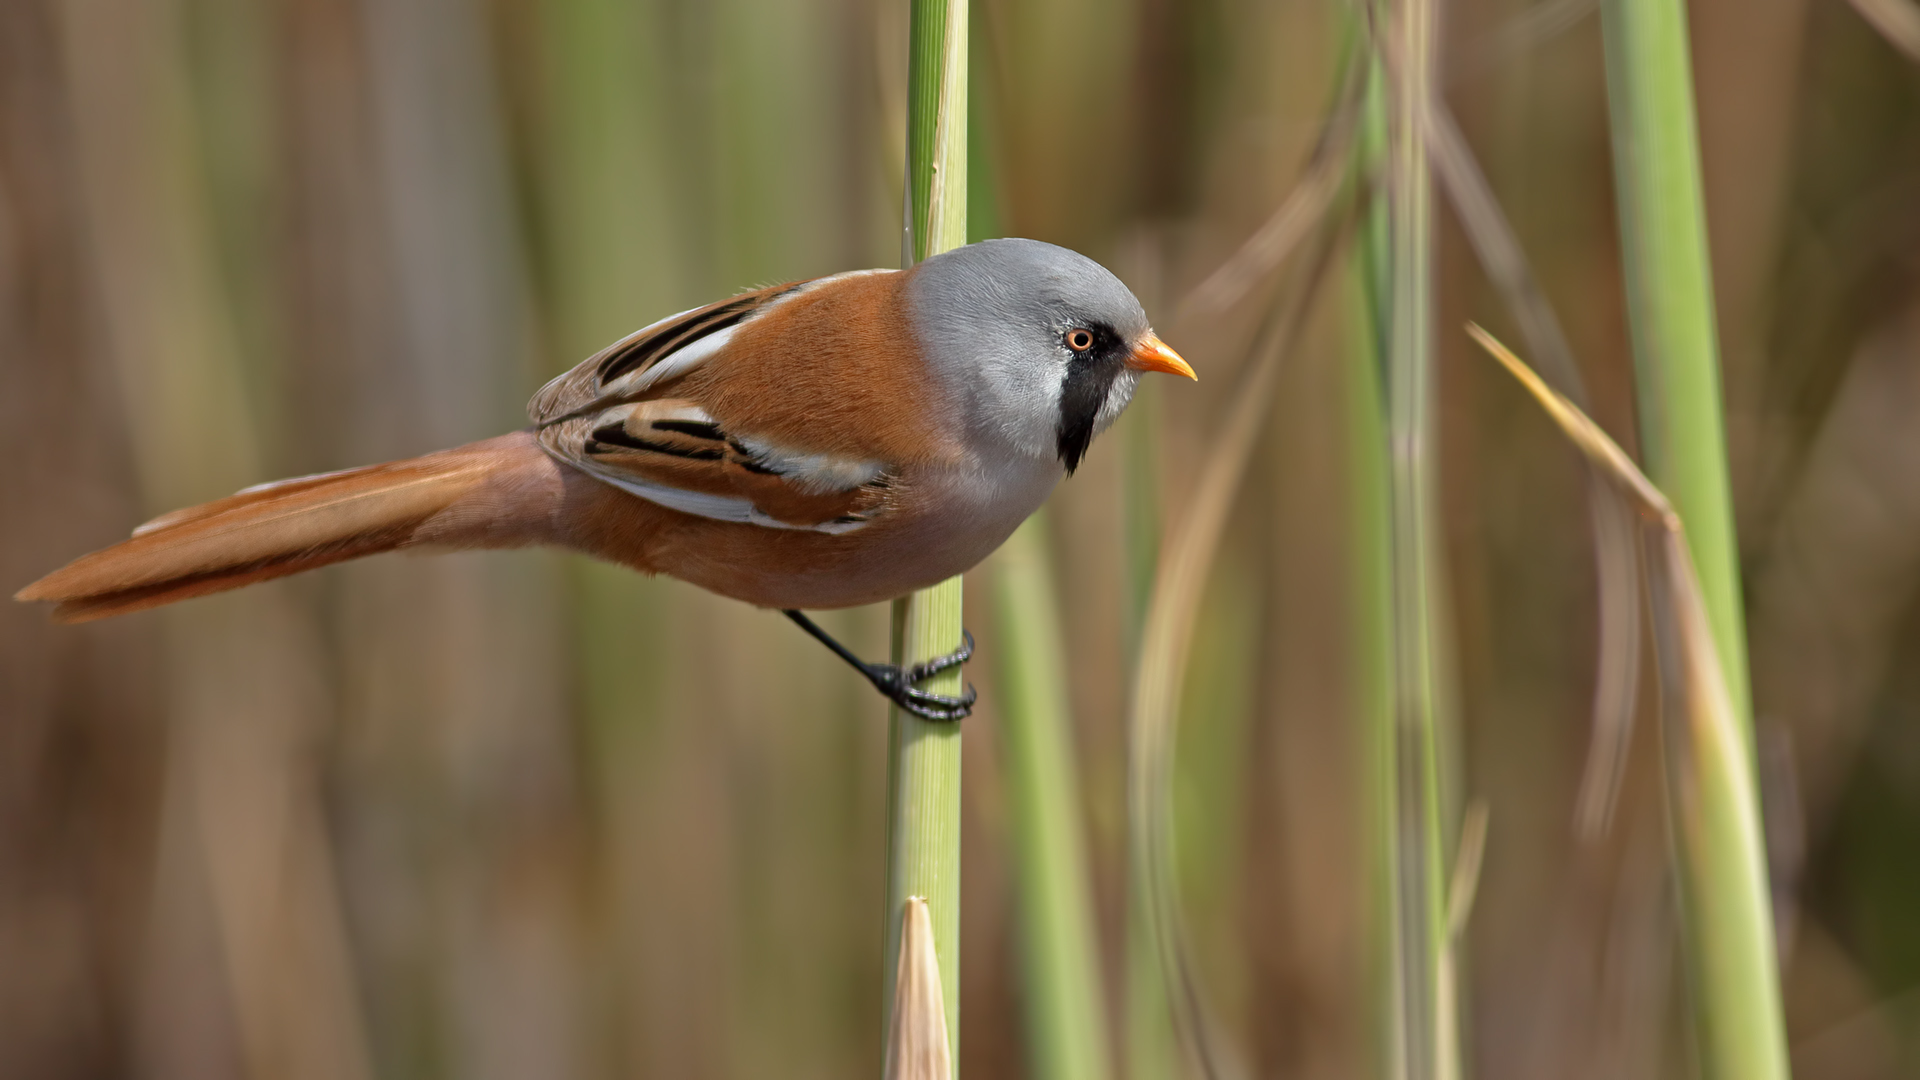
17 433 555 622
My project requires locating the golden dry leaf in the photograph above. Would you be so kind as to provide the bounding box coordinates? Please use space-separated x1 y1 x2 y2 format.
1467 327 1780 1066
1847 0 1920 63
883 897 951 1080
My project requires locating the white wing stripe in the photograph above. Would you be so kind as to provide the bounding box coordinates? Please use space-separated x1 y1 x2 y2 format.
599 325 738 399
732 436 884 494
578 461 873 534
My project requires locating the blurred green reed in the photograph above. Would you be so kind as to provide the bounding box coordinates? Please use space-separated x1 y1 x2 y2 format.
1600 0 1752 727
1125 192 1352 1080
1349 52 1403 1080
1376 0 1459 1074
1121 357 1179 1080
883 0 968 1073
1600 0 1790 1076
971 21 1111 1072
989 516 1113 1080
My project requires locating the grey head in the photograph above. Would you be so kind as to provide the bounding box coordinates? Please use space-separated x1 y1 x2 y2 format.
906 238 1188 473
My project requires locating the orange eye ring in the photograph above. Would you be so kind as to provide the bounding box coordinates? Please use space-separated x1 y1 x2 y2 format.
1066 328 1094 352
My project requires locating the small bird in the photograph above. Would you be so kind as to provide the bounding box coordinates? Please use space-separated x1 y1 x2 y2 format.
17 238 1193 718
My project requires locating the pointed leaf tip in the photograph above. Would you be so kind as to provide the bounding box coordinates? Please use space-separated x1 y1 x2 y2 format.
884 897 951 1080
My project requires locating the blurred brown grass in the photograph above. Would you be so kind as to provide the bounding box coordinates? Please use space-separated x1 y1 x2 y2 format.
3 0 1920 1078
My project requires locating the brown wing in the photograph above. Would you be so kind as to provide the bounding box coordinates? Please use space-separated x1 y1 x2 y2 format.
538 398 893 531
527 280 809 426
527 276 916 531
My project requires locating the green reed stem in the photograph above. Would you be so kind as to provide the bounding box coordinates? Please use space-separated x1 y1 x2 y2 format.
1121 382 1179 1080
903 0 968 267
961 34 1107 1080
1598 0 1750 729
992 515 1113 1080
882 1 968 1075
1349 53 1401 1080
1378 0 1454 1074
1599 1 1789 1078
1347 254 1400 1080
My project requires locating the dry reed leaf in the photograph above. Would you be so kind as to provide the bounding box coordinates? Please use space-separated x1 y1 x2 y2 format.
1468 328 1774 980
1467 0 1599 70
1130 210 1351 1080
1847 0 1920 63
1572 494 1645 838
1437 799 1489 1080
1177 58 1364 320
1466 325 1671 521
884 897 952 1080
1427 106 1582 393
1178 143 1348 320
1428 101 1644 839
1445 799 1490 938
1498 0 1598 49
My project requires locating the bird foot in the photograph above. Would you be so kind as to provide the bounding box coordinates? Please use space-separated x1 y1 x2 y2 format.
783 611 976 722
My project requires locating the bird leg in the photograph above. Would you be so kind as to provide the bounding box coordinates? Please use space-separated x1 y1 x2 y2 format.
781 609 976 721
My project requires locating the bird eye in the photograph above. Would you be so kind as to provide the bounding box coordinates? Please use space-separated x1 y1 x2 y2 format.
1065 328 1094 352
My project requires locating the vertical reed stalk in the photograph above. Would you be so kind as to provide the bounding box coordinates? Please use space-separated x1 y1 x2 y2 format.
1600 1 1789 1077
964 34 1107 1078
1598 0 1750 726
1349 55 1400 1080
992 515 1113 1080
882 1 967 1073
1122 383 1179 1080
1377 0 1455 1074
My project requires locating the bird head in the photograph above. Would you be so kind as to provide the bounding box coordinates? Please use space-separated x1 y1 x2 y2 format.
908 238 1194 474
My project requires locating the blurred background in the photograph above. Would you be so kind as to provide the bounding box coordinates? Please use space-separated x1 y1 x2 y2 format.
3 0 1919 1077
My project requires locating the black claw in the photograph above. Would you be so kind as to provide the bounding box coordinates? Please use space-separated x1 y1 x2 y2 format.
892 681 977 722
783 610 976 721
902 629 974 685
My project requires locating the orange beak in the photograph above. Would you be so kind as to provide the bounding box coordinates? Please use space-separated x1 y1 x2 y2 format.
1126 334 1196 380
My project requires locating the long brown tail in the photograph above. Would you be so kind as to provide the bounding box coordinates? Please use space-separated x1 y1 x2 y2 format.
16 431 564 623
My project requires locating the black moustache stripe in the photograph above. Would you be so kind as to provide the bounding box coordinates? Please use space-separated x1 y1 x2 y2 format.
1056 355 1124 474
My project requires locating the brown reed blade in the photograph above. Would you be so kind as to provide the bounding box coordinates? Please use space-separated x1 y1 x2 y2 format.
1469 322 1789 1080
1425 100 1644 838
884 898 954 1080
